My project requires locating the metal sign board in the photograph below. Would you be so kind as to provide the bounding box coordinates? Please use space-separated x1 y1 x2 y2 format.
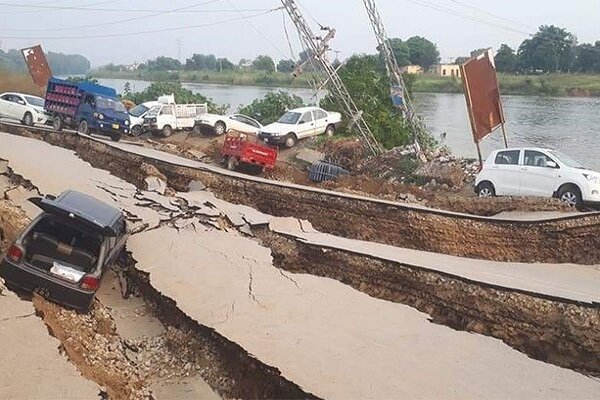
21 45 52 89
460 49 505 144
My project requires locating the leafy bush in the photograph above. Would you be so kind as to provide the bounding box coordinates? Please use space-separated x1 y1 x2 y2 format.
239 91 304 125
320 55 434 150
124 81 227 113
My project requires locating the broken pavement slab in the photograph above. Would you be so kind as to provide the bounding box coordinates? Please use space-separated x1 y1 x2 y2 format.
0 288 100 399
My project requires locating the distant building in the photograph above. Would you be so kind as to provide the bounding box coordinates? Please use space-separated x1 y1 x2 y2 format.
430 64 462 78
399 65 424 75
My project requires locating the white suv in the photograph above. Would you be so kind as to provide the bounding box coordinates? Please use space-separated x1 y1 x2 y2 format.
258 106 342 148
475 148 600 207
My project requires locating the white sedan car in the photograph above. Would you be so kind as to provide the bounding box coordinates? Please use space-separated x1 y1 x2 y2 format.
475 147 600 208
0 92 50 126
128 101 161 136
195 113 263 136
258 106 342 148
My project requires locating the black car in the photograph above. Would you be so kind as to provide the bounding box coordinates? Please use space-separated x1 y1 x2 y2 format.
0 191 127 312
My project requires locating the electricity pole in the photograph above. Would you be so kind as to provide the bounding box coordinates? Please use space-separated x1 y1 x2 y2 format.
362 0 427 154
280 0 383 156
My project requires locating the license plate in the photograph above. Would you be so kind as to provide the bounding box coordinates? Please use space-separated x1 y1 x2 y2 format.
112 123 119 129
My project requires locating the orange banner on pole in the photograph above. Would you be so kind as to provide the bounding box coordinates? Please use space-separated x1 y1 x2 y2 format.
460 49 505 144
21 45 52 90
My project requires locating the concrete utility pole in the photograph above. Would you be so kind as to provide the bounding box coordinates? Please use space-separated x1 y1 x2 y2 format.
280 0 383 156
362 0 427 154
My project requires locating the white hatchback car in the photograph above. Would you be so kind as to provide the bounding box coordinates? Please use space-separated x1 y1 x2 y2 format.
475 148 600 207
0 92 50 126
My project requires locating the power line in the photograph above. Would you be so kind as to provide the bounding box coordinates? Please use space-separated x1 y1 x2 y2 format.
224 0 289 59
0 0 225 32
0 7 283 40
446 0 533 31
0 2 273 13
0 0 124 15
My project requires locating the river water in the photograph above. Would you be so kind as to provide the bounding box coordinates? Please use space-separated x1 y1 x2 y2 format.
99 78 600 170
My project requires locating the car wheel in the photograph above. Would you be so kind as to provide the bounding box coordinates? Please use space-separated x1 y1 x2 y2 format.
284 133 297 148
161 125 173 137
193 124 202 135
52 117 63 132
226 156 238 171
214 121 226 136
558 185 582 208
22 112 34 126
477 181 495 198
130 125 143 137
78 120 89 135
110 132 122 142
325 124 336 137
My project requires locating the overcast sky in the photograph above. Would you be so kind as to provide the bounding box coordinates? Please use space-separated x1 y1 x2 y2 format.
1 0 599 66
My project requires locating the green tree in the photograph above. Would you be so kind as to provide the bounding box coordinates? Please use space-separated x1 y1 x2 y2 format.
239 91 304 124
406 36 440 70
517 25 577 73
216 58 235 71
319 55 434 149
147 56 181 71
385 38 411 66
252 55 276 72
185 54 217 70
277 59 296 73
495 44 518 73
454 56 470 65
575 41 600 73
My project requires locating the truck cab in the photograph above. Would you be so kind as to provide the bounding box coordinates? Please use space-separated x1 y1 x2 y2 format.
45 77 130 141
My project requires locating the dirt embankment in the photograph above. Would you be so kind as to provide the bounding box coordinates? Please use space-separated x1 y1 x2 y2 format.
6 126 600 265
256 227 600 376
0 161 318 400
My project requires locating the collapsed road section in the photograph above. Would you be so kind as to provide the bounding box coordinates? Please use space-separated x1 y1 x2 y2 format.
3 122 600 265
1 130 600 399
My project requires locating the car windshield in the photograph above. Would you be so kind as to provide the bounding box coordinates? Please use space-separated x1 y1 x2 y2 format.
24 95 44 107
145 106 161 117
278 112 301 124
549 150 586 169
129 104 149 118
97 96 127 113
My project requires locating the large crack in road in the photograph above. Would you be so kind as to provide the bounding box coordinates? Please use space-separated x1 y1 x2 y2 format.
1 129 600 399
4 123 600 264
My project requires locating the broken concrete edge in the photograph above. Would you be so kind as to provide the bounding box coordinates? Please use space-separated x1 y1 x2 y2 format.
125 262 322 400
7 125 600 265
254 227 600 376
4 122 596 225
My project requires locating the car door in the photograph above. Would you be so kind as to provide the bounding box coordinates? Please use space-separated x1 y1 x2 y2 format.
11 94 27 120
159 105 176 129
0 94 14 118
296 111 315 139
231 115 261 134
489 149 522 196
518 150 560 197
313 109 329 135
1 94 20 119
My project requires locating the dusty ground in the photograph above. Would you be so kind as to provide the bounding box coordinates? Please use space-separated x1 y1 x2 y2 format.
127 131 572 216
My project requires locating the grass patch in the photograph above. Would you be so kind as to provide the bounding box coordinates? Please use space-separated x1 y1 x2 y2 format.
0 70 40 95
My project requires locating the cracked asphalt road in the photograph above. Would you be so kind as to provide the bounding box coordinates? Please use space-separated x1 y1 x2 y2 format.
1 131 600 399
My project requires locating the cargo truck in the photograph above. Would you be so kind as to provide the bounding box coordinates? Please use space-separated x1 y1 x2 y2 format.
45 77 130 141
142 94 207 137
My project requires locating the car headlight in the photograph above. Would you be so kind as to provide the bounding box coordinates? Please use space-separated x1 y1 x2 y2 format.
125 120 130 126
583 174 600 184
98 114 104 120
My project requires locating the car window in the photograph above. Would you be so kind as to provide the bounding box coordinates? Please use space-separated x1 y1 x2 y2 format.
0 94 11 101
246 118 260 128
299 112 313 124
160 106 174 115
24 96 44 107
494 150 520 165
314 109 327 119
524 150 557 168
